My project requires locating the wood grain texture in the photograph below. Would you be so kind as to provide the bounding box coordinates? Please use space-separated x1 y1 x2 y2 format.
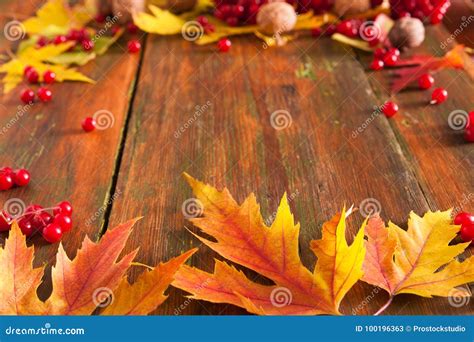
0 0 472 316
0 0 143 299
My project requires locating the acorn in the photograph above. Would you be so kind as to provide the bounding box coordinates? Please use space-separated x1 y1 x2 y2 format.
256 1 297 46
388 17 425 50
333 0 371 16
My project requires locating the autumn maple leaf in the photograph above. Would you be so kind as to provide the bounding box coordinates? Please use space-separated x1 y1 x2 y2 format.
172 174 366 315
0 220 196 315
363 211 474 315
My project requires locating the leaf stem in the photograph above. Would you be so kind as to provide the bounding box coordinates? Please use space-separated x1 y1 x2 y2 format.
374 296 393 316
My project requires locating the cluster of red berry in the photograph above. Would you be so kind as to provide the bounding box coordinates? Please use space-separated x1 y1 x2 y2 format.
389 0 451 24
454 211 474 243
20 66 54 105
0 201 73 243
0 167 30 191
197 16 216 34
214 0 264 26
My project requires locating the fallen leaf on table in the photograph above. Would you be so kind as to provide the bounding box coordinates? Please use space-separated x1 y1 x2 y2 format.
363 210 474 314
391 45 465 93
133 5 187 35
102 249 197 315
22 0 95 36
0 222 48 315
0 219 195 316
0 42 94 94
172 174 366 315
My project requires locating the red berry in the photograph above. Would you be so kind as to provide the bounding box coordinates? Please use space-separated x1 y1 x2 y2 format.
454 212 474 227
311 27 323 37
370 59 384 71
81 117 96 132
465 111 474 143
82 39 94 51
20 88 35 104
383 52 399 66
25 204 43 217
26 69 39 84
95 13 106 23
430 11 444 24
53 35 68 45
196 15 209 26
418 73 434 90
54 214 72 232
23 65 34 76
217 38 231 52
42 223 63 243
387 47 400 57
36 36 49 47
37 87 53 102
43 70 56 84
336 20 357 38
0 211 12 232
13 169 30 187
0 173 13 191
128 40 141 53
54 201 73 216
374 48 387 60
460 224 474 243
382 101 399 118
19 218 34 236
324 24 337 36
430 87 448 104
0 167 13 176
127 22 138 34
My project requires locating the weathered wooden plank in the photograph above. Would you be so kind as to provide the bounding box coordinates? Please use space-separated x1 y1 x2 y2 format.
106 30 469 314
0 0 143 299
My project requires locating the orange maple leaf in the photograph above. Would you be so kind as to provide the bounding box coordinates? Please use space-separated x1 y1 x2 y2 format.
363 211 474 314
172 174 366 315
0 220 196 316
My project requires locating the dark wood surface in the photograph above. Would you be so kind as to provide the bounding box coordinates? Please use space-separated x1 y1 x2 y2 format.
0 0 473 315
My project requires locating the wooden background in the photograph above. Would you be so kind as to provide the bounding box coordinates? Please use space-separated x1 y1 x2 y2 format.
0 0 473 315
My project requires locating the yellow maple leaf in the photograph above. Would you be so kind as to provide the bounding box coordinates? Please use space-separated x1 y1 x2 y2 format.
172 174 366 315
0 43 94 94
22 0 94 36
363 211 474 314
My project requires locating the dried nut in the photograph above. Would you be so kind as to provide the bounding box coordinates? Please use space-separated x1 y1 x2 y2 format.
333 0 371 16
257 2 297 36
388 17 425 50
